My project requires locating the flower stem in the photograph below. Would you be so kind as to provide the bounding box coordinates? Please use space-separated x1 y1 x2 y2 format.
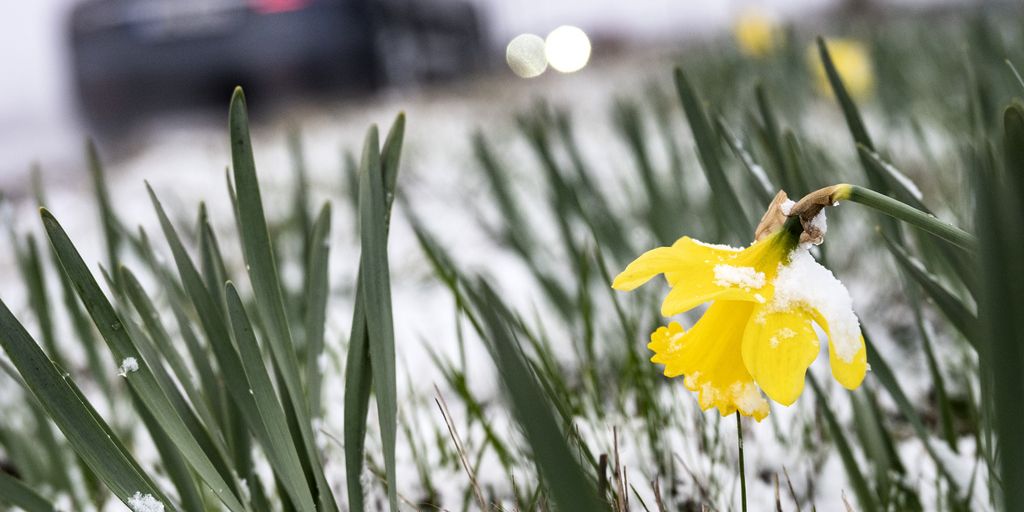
841 184 977 251
737 413 747 512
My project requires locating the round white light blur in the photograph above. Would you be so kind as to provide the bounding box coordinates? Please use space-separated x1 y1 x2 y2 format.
544 26 591 73
506 34 548 78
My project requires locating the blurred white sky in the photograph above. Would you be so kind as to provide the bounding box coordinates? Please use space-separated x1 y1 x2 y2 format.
0 0 960 184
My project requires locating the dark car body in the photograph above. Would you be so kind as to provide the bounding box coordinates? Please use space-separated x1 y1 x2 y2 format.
69 0 484 128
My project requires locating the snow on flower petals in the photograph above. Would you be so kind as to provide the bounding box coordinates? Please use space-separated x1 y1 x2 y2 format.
771 248 860 362
713 264 766 290
128 492 164 512
730 381 770 418
691 238 743 252
118 357 139 378
613 225 868 419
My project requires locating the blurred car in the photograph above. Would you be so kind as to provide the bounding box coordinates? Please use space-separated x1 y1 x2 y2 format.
68 0 485 129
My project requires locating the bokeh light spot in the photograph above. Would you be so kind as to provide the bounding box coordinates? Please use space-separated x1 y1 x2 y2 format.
544 25 591 73
506 34 548 78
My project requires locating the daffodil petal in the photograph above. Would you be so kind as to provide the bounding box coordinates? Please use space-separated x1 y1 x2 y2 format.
647 322 685 367
614 236 742 291
741 306 820 405
830 335 868 389
662 237 743 285
809 310 868 390
648 301 770 421
661 284 758 317
612 246 690 291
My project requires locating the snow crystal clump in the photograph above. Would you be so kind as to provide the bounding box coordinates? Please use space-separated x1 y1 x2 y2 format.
780 199 796 216
713 264 766 290
118 357 139 378
730 381 768 416
127 492 164 512
769 327 797 348
771 249 861 362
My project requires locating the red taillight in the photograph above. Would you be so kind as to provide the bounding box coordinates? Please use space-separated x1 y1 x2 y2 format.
249 0 310 14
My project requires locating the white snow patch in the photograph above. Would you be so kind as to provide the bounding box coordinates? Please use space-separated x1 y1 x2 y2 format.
713 264 766 290
117 357 139 378
730 381 768 416
780 199 796 216
930 440 973 498
127 492 164 512
771 249 861 363
692 238 743 251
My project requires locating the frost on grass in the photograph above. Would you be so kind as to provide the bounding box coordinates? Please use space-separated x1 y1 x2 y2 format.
127 492 164 512
771 249 861 362
117 357 139 378
870 149 924 200
713 264 766 290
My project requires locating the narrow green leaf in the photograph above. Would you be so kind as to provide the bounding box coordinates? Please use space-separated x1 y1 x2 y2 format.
305 203 332 416
343 295 372 512
356 125 399 511
86 140 123 287
0 297 172 509
15 234 62 368
856 147 928 212
287 127 314 259
148 184 307 507
228 88 334 509
809 375 878 512
119 266 220 435
41 209 245 512
975 102 1024 509
674 68 751 240
467 280 609 511
345 115 405 512
880 234 978 346
816 38 875 154
226 282 317 512
130 389 206 512
0 471 58 512
717 117 775 204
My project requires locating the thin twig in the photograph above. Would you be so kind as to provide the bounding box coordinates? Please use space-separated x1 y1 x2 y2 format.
652 478 668 512
434 384 488 510
783 466 801 512
613 427 628 511
774 473 782 512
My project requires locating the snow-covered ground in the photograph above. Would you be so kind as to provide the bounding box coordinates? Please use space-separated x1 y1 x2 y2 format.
0 1 990 510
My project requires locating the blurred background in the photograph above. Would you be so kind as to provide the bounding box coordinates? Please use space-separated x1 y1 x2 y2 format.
0 0 975 188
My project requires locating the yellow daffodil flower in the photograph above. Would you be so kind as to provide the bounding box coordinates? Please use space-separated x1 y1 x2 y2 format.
613 215 867 421
734 10 781 58
809 38 874 100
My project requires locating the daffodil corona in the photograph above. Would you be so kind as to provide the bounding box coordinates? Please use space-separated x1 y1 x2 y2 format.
613 196 867 421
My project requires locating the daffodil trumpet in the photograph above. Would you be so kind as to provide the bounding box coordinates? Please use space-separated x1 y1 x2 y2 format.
613 188 868 421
